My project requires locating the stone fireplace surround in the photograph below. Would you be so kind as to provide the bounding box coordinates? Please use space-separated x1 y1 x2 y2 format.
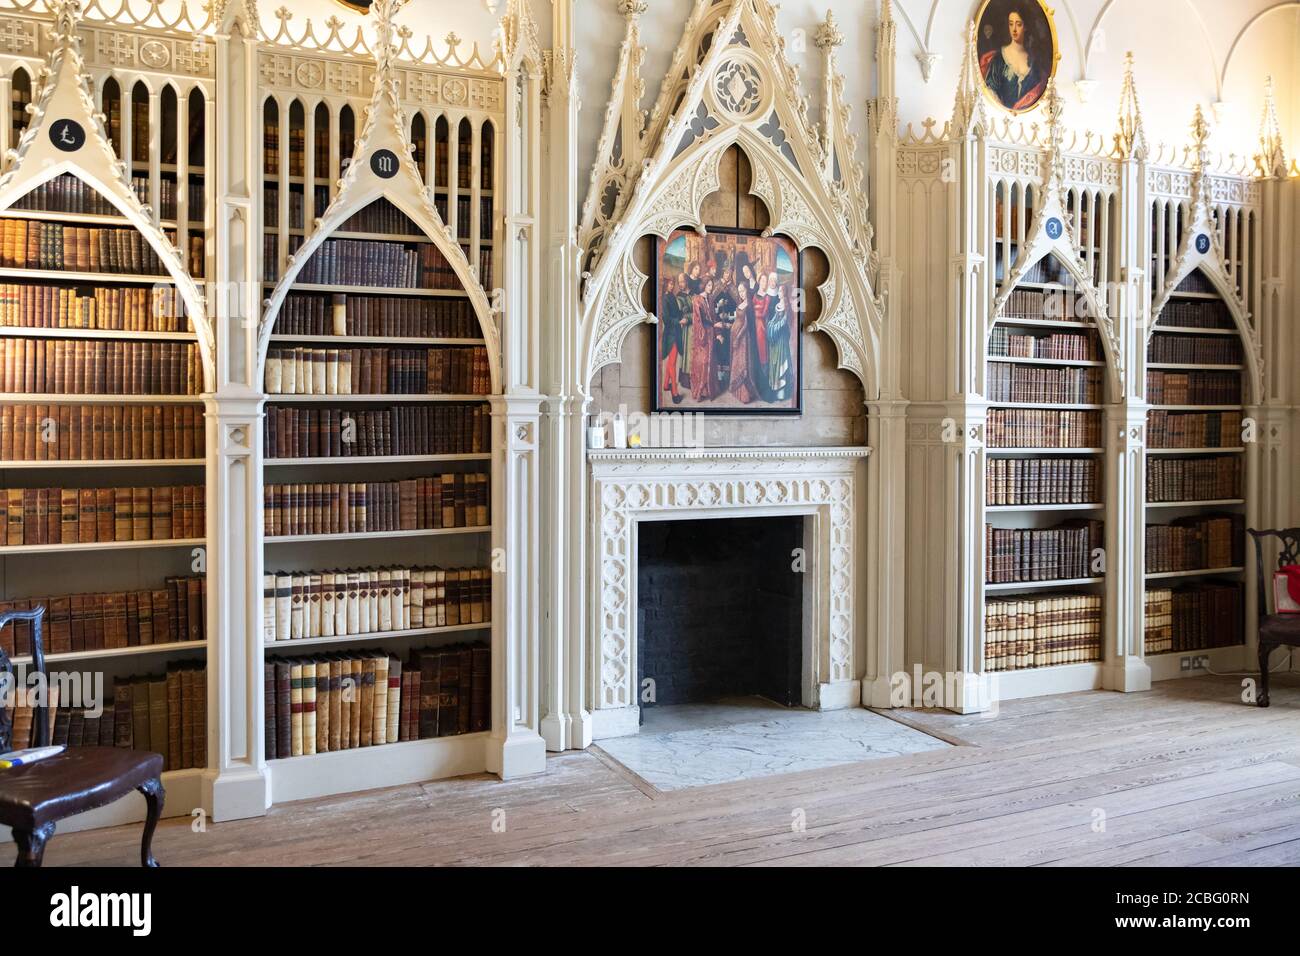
589 445 872 739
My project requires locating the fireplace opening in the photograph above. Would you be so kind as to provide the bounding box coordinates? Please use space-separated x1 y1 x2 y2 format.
636 516 805 713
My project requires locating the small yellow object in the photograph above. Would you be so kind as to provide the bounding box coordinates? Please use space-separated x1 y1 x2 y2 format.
629 434 643 447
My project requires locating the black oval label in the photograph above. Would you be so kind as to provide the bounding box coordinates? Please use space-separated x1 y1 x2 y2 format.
50 119 86 153
370 149 400 179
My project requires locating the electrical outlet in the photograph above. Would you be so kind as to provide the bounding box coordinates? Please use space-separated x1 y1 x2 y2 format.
1181 656 1192 671
1194 655 1210 671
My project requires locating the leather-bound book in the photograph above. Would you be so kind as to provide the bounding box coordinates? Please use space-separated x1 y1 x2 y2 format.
288 659 304 757
437 648 460 737
113 680 134 748
301 659 317 756
315 657 330 754
71 712 89 748
165 671 183 775
125 591 140 646
270 658 290 759
94 487 114 541
358 655 376 748
415 649 439 739
103 592 128 649
470 645 490 733
130 486 150 540
130 677 152 752
45 595 71 655
456 647 473 734
179 666 195 769
51 709 71 747
186 578 203 642
145 675 169 769
327 656 343 753
347 656 363 748
85 593 105 651
263 659 277 759
152 485 172 540
191 664 207 768
150 589 171 644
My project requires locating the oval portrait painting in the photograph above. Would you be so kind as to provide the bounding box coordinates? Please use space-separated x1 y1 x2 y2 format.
975 0 1058 113
333 0 373 12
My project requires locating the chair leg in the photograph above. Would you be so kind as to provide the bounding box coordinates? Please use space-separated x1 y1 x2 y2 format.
1257 644 1272 708
137 777 165 868
12 822 56 867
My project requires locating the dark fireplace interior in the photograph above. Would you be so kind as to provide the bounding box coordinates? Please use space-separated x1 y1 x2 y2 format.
636 516 804 713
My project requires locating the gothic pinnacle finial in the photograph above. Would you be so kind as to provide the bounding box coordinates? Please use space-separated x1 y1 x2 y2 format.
1115 51 1148 161
372 0 408 63
53 0 82 35
952 19 987 132
1258 75 1287 178
815 10 844 50
617 0 647 17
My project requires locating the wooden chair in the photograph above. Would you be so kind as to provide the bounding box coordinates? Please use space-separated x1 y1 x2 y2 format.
1248 528 1300 708
0 606 164 867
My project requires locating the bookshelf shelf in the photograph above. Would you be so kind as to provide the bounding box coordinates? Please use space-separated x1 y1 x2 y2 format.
268 334 484 346
264 282 470 299
985 577 1105 592
265 453 492 466
0 537 204 556
0 208 182 230
264 622 490 651
266 393 489 404
0 327 198 342
266 526 489 545
1142 269 1249 669
987 448 1105 456
992 317 1092 331
0 458 205 469
987 355 1105 367
0 268 174 285
0 393 202 404
985 503 1103 512
8 639 207 667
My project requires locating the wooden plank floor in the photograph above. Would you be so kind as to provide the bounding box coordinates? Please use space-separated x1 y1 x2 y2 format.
34 673 1300 866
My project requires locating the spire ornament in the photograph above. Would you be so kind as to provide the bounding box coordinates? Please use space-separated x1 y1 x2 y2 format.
1256 76 1287 179
952 21 987 136
1114 52 1147 161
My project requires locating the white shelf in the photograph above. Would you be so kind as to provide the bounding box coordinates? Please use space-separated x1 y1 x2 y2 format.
265 282 469 298
0 537 204 556
1151 325 1238 336
266 526 489 545
267 732 488 804
0 268 175 285
988 402 1104 410
265 393 488 403
1167 290 1222 300
1145 566 1245 580
0 393 202 405
993 316 1094 330
264 622 490 651
987 661 1105 700
0 458 204 469
987 448 1105 455
988 355 1104 367
985 577 1105 592
1145 499 1245 509
1147 362 1243 371
269 335 484 346
8 639 207 667
265 454 491 466
1147 447 1245 455
1150 404 1241 412
0 208 183 229
985 503 1102 512
0 326 196 342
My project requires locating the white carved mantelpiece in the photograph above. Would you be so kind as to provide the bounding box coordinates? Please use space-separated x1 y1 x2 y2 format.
588 445 872 739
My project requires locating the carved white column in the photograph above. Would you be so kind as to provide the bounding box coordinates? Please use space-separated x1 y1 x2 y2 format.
203 1 269 821
863 399 906 708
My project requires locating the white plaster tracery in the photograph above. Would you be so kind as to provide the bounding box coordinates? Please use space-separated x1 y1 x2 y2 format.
577 0 885 399
255 0 500 390
0 0 214 383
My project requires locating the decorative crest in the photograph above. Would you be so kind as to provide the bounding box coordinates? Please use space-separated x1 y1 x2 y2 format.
813 9 843 50
1114 51 1147 161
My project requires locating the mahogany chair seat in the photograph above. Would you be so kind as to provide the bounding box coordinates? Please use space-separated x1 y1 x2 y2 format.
0 607 165 866
1248 529 1300 708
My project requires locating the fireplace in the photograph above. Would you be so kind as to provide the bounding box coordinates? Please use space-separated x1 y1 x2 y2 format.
589 445 871 739
637 516 805 711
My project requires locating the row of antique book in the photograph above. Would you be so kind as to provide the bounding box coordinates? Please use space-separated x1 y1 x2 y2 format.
433 196 495 242
297 238 460 290
263 184 329 231
984 519 1104 584
0 338 202 395
1144 514 1245 574
263 346 490 396
0 283 190 332
1143 581 1244 654
1146 456 1241 503
341 199 430 237
0 220 172 275
12 172 136 218
987 363 1103 405
263 474 490 538
263 403 491 459
1146 409 1242 449
427 134 495 191
262 566 491 643
988 328 1099 361
1171 273 1217 295
1146 370 1242 406
998 287 1090 324
0 403 204 462
983 593 1103 671
986 409 1102 449
985 457 1101 506
1153 300 1233 330
264 644 489 759
1147 332 1243 365
0 484 205 546
0 576 206 657
136 178 206 225
272 292 481 339
3 662 207 771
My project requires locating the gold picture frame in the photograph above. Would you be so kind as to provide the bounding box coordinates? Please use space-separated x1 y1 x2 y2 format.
974 0 1061 115
333 0 373 13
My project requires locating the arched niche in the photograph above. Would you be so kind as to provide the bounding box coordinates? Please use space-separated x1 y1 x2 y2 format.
587 143 866 446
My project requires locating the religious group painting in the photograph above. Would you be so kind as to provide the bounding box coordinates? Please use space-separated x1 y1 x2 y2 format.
654 228 801 414
976 0 1059 114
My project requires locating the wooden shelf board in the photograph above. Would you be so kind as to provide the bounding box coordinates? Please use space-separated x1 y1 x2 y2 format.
264 622 490 651
985 577 1105 592
268 335 484 346
1151 325 1238 336
266 283 470 299
1147 447 1245 455
987 448 1105 455
0 327 196 342
265 454 491 466
1145 499 1245 509
266 393 489 404
985 503 1103 512
1147 363 1243 371
266 527 490 545
8 640 207 667
993 317 1096 330
0 459 204 468
0 537 204 556
1145 567 1245 580
988 402 1104 410
0 269 175 285
0 393 202 405
988 355 1104 367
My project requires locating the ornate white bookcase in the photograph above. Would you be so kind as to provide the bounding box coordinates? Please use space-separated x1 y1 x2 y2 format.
0 0 546 832
896 25 1292 709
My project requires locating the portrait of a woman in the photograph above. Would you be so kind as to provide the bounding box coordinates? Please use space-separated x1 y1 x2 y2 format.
976 0 1057 113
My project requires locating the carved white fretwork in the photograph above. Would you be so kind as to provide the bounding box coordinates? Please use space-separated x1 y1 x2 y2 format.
578 0 884 399
589 447 870 734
